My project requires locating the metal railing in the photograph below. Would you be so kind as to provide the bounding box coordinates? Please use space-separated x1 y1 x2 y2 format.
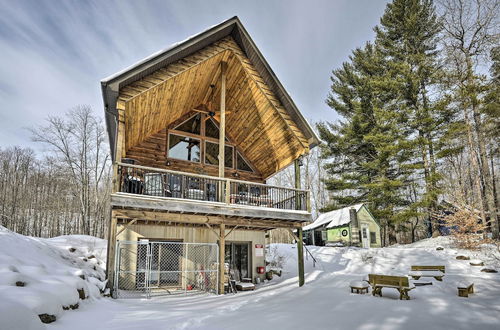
116 162 310 212
114 240 219 298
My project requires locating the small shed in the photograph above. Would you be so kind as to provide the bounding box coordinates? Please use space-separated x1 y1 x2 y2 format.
303 203 381 248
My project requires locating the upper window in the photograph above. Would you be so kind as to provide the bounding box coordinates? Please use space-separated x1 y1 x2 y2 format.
167 112 253 172
175 114 201 135
236 152 253 172
205 142 233 168
168 134 200 162
205 118 219 139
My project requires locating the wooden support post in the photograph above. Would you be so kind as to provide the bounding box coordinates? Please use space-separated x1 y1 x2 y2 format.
106 211 118 292
107 102 125 292
297 227 305 287
225 178 231 204
294 156 305 285
218 222 226 294
218 61 227 179
294 158 301 210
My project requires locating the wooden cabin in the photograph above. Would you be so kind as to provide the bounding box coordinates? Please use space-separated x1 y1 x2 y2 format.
303 204 381 248
101 17 318 296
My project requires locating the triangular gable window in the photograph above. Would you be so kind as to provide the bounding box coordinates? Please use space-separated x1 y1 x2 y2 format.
175 114 201 135
205 118 219 139
237 152 253 172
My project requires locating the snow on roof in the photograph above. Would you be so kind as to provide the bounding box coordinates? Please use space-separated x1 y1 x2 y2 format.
303 203 364 231
100 22 219 83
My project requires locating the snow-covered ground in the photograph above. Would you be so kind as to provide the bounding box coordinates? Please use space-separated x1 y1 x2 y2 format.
1 228 499 330
0 226 107 330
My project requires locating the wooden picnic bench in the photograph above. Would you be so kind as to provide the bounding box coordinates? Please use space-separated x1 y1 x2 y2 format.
457 282 474 297
408 266 445 281
368 274 415 300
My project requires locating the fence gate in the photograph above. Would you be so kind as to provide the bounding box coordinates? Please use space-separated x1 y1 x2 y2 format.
114 240 219 298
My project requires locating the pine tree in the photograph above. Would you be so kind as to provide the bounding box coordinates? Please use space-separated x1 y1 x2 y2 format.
320 0 456 244
374 0 455 236
319 42 415 245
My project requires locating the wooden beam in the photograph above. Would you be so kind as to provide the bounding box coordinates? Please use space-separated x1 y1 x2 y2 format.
297 227 305 287
106 211 118 292
113 208 303 229
224 225 238 238
115 218 138 237
218 61 227 178
219 223 226 294
205 223 221 239
294 158 301 210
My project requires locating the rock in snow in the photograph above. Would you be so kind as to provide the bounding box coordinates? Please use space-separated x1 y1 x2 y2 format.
0 226 107 327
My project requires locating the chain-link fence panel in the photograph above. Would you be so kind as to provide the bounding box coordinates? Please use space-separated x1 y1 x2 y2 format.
114 241 219 298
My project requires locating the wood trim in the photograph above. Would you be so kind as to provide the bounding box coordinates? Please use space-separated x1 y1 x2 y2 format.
112 205 308 228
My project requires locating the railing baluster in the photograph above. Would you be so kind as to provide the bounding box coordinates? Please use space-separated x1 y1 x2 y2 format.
116 162 311 212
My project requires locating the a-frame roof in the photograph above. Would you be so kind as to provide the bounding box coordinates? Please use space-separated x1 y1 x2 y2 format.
101 16 319 175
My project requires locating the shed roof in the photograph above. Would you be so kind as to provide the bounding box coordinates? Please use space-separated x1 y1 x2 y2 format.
101 16 319 165
303 203 365 231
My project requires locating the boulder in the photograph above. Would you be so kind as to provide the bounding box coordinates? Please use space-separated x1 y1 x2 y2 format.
38 314 56 324
436 247 444 251
15 281 25 287
77 288 86 300
456 255 470 260
63 303 79 310
469 260 484 266
481 268 498 273
68 247 77 253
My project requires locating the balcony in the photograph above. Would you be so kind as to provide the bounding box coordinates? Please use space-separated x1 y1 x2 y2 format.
111 163 311 223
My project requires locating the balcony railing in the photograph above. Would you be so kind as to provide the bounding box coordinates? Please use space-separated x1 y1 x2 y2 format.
116 163 310 212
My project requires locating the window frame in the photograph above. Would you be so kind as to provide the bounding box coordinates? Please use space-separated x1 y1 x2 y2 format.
166 133 201 163
204 140 234 169
165 112 255 173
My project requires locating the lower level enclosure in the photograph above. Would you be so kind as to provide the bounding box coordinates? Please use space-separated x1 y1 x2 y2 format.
114 224 267 298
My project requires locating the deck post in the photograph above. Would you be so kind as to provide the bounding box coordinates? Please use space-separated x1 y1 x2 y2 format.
294 158 305 286
218 222 226 294
106 211 118 293
297 227 305 287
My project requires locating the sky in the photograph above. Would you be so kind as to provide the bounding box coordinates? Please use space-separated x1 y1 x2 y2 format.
0 0 390 150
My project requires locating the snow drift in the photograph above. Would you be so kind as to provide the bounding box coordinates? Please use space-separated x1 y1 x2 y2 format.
0 226 107 329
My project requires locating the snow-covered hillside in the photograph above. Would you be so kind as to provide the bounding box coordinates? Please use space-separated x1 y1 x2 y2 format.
0 226 107 330
1 227 499 330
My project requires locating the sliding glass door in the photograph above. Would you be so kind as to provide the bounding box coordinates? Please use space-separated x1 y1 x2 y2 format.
225 242 250 279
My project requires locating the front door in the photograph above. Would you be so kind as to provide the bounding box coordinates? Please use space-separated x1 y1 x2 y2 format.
225 242 250 280
361 226 370 249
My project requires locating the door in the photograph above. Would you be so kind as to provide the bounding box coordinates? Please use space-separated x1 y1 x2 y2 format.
137 239 182 288
225 242 250 280
361 226 370 249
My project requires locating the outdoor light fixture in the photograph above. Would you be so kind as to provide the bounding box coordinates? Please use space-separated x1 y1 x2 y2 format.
297 155 304 167
232 172 240 178
166 160 171 166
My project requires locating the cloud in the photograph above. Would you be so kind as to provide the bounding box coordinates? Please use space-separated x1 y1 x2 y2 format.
0 0 388 149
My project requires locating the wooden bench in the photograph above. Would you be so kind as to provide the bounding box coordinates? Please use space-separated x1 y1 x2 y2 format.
368 274 415 300
457 282 474 297
409 266 445 281
349 280 369 294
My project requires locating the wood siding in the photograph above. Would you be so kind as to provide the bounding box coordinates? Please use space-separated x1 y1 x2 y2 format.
119 36 309 179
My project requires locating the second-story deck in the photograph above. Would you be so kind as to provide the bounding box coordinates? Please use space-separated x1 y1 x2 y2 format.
111 163 312 225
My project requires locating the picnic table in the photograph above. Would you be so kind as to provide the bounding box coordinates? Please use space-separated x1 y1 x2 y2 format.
408 266 445 281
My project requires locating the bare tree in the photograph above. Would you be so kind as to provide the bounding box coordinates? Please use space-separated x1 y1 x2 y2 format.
29 105 111 236
439 0 500 238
